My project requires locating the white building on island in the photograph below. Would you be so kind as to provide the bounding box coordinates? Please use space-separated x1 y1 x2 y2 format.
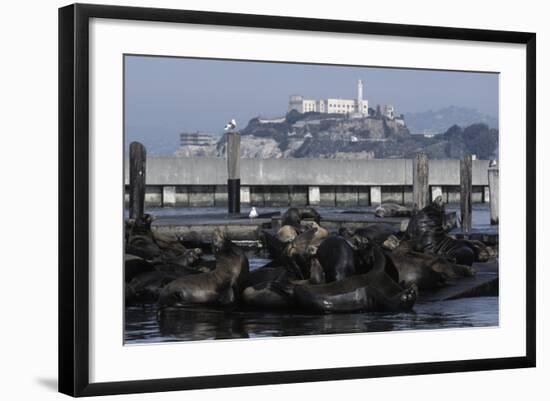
288 80 369 116
179 132 216 146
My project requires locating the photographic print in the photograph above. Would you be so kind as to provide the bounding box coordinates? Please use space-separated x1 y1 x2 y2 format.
59 4 536 395
123 55 500 344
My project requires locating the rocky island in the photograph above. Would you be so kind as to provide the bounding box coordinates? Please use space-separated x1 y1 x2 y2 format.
177 110 498 160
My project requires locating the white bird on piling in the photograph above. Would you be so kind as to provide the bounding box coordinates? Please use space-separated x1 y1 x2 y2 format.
249 206 259 219
224 119 237 131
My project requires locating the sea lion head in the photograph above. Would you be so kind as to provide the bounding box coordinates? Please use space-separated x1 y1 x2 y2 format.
432 195 444 208
281 207 301 227
277 225 298 243
374 207 386 218
183 248 203 266
302 221 318 229
338 227 354 240
211 228 227 254
128 214 156 237
382 235 401 250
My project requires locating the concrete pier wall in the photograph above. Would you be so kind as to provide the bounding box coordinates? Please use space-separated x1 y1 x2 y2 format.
123 157 493 207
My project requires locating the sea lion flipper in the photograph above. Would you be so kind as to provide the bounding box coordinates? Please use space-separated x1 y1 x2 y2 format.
292 228 318 252
370 245 386 273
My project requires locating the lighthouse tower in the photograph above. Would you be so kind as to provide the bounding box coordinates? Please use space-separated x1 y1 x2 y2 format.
357 79 364 114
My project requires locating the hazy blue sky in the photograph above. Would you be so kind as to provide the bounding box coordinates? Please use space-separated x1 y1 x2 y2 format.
124 55 498 151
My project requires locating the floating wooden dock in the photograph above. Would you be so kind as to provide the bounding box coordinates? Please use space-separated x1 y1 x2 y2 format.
449 228 499 245
270 211 412 231
418 262 498 302
152 213 272 243
152 211 454 243
151 210 460 244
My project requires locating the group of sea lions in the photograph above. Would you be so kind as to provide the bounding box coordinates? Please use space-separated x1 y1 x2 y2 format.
125 214 207 304
125 198 496 315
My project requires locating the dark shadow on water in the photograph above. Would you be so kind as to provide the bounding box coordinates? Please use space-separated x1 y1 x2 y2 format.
156 307 397 341
125 297 498 344
35 377 57 392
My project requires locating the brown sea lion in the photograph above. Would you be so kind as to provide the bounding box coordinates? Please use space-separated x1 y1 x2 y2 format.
293 246 417 314
158 229 249 308
316 235 359 282
339 223 398 248
153 247 203 274
301 221 329 248
126 271 179 304
281 207 321 227
241 258 326 310
406 196 476 266
277 225 298 243
387 240 475 290
263 228 320 279
124 254 155 283
375 203 412 218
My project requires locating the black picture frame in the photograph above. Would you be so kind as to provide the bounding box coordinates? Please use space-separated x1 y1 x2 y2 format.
59 3 536 397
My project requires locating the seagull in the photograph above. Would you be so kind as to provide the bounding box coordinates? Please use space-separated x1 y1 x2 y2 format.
249 206 259 219
489 160 498 167
350 135 358 143
224 119 237 131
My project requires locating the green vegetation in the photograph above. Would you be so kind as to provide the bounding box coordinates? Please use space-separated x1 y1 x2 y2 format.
443 123 498 159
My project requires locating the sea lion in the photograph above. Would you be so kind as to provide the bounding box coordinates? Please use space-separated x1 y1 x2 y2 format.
241 281 293 309
298 207 321 223
281 207 321 227
339 223 398 248
281 208 302 227
126 225 161 260
153 247 204 274
124 254 155 283
466 239 498 262
152 230 185 251
301 221 329 248
294 246 417 314
375 203 412 218
277 225 298 243
158 229 249 308
126 271 179 304
247 267 283 286
263 228 320 279
126 214 206 268
316 235 360 282
387 240 475 290
241 258 326 310
430 236 476 266
406 196 475 266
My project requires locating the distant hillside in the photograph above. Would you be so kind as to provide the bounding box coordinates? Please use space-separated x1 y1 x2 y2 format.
404 106 498 135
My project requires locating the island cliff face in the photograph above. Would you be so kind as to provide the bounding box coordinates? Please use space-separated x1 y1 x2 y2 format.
178 111 498 160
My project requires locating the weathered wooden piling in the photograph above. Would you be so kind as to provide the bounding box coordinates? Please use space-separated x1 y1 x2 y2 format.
413 153 429 210
129 141 146 222
488 166 499 225
227 132 241 214
460 154 473 232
